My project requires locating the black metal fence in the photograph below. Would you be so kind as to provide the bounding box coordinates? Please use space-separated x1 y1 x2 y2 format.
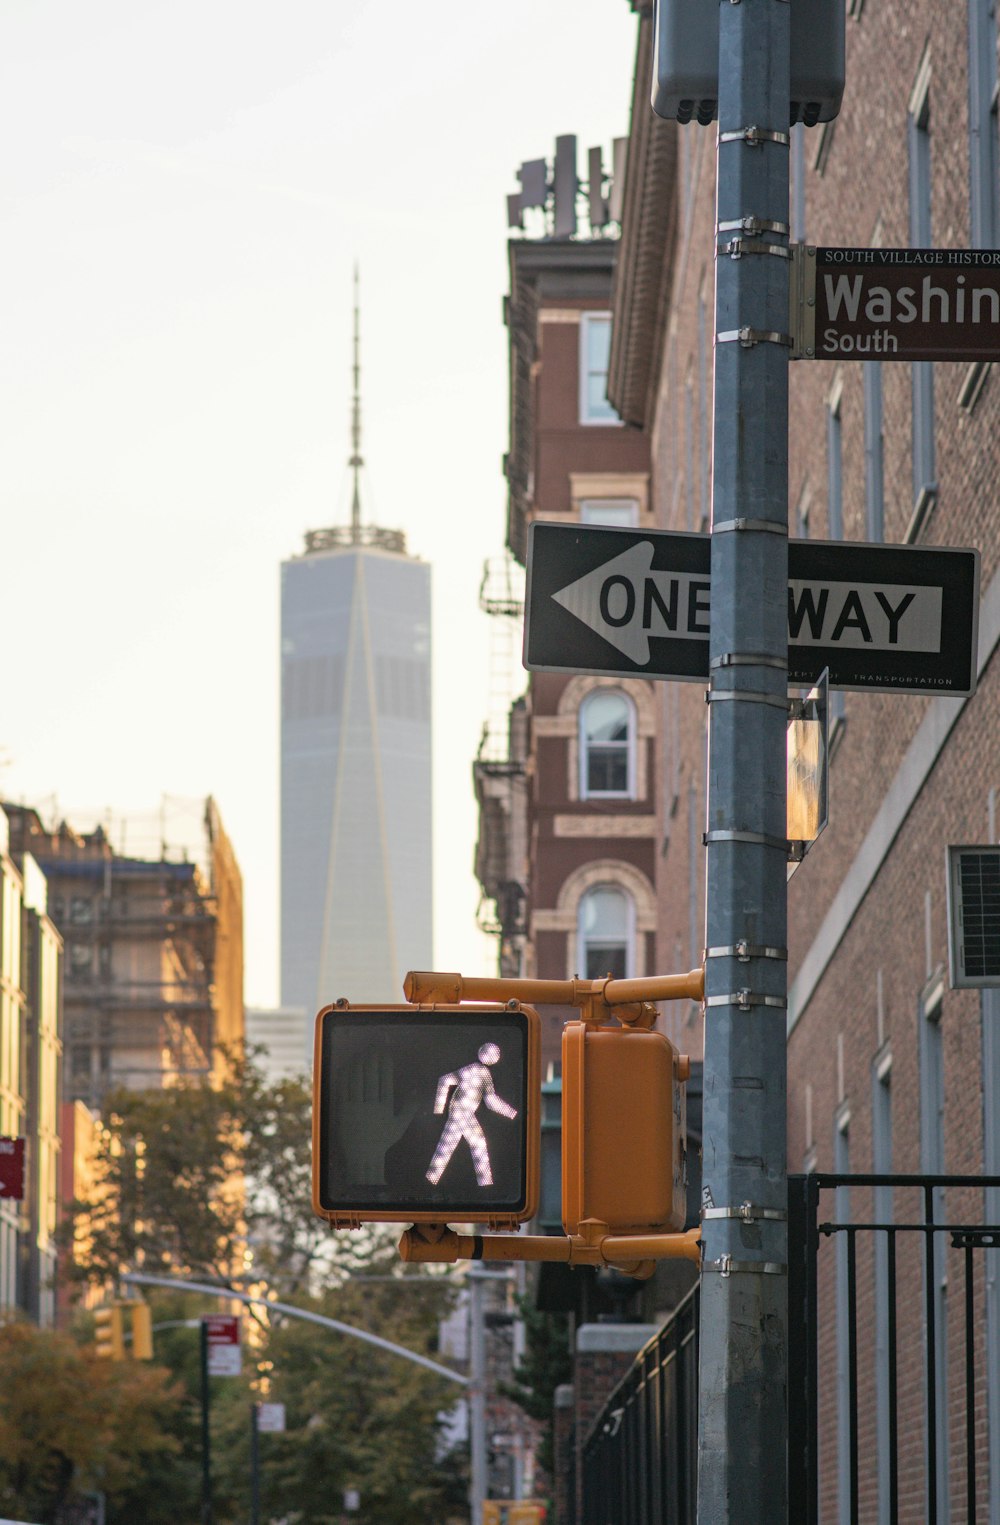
789 1172 1000 1525
580 1285 698 1525
580 1175 1000 1524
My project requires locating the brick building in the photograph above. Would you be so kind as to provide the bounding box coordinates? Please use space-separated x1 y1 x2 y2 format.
475 145 702 1522
0 811 62 1326
484 228 660 1073
610 1 1000 1517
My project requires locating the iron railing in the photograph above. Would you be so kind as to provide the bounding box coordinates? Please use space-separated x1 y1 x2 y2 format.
581 1286 699 1525
580 1175 1000 1524
789 1172 1000 1525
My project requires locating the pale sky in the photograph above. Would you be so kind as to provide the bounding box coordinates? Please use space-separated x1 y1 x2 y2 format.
0 0 639 1008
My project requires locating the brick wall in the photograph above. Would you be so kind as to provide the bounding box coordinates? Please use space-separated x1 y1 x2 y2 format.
572 1324 659 1521
625 0 1000 1515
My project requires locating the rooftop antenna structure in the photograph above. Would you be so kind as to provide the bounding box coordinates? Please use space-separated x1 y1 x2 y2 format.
506 134 628 238
301 267 407 557
349 263 363 543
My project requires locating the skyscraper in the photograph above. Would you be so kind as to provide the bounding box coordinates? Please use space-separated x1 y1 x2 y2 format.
280 277 432 1025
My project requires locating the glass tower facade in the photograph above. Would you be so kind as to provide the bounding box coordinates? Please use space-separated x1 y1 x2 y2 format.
280 536 432 1029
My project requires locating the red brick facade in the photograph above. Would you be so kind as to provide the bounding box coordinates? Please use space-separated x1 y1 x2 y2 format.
610 2 1000 1516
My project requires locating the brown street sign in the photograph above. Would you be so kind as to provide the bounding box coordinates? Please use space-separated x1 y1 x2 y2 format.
790 245 1000 362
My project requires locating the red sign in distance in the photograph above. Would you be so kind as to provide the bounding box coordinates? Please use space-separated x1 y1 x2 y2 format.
203 1314 242 1376
0 1138 25 1201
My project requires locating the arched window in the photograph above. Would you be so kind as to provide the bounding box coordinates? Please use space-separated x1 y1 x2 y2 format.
580 690 635 799
577 885 634 981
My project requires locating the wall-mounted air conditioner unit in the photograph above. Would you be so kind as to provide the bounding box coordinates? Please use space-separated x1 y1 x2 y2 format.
946 845 1000 988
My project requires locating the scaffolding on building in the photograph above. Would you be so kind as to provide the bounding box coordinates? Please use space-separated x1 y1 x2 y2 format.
4 796 243 1109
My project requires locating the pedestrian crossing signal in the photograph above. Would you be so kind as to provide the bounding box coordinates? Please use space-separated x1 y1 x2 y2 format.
312 1003 541 1228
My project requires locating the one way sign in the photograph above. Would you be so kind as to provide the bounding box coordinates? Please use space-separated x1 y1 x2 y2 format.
524 522 980 695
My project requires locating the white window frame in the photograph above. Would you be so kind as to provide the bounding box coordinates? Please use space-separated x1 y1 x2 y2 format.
579 497 639 527
576 883 636 981
579 689 637 801
578 312 621 426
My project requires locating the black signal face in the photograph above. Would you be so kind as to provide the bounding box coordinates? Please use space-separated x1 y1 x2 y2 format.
315 1007 534 1220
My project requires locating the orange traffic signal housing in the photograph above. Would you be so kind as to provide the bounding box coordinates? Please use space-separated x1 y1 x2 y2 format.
131 1301 154 1360
94 1304 125 1360
313 1002 541 1229
562 1021 689 1235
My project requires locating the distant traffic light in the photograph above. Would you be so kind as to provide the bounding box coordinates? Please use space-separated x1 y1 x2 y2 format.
94 1304 124 1360
562 1020 690 1235
312 1003 541 1227
94 1300 154 1359
131 1301 153 1360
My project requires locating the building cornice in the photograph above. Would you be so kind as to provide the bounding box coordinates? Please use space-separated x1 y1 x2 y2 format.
607 11 679 429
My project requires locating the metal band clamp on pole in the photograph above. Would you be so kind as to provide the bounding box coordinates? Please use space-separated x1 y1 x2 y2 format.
703 1257 787 1278
712 516 788 536
718 126 791 148
702 1204 788 1224
704 942 787 962
716 327 793 348
704 828 789 853
705 690 790 713
719 237 791 260
711 652 787 672
717 216 789 236
704 992 788 1012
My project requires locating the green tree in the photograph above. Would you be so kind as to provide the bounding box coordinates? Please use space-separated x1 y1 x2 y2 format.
59 1053 471 1523
500 1296 572 1479
60 1046 326 1295
0 1318 183 1524
218 1268 468 1525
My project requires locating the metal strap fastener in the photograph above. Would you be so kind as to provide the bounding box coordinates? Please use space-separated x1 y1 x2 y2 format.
712 516 787 536
703 1256 787 1278
717 217 789 236
704 942 787 963
720 237 791 261
711 652 787 672
706 690 789 713
704 828 789 852
702 1202 788 1224
704 990 788 1012
719 126 791 148
717 326 793 349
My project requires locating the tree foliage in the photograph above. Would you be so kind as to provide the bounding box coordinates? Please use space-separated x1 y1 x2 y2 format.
61 1046 327 1295
55 1052 470 1522
213 1256 468 1525
0 1318 183 1524
499 1295 572 1478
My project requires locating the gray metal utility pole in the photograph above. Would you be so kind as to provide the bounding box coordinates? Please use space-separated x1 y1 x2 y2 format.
697 0 790 1519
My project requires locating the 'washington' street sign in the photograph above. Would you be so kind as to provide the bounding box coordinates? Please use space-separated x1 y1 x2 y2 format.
790 246 1000 362
524 522 979 695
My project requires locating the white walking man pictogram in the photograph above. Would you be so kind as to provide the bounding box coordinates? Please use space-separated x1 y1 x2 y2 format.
426 1042 518 1187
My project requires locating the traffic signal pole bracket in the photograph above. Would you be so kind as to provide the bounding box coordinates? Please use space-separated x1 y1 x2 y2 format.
398 1221 702 1277
403 965 704 1024
396 966 705 1272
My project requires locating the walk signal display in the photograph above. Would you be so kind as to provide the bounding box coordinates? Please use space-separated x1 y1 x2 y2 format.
313 1003 541 1226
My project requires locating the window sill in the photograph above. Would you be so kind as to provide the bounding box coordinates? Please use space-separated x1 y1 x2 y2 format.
958 361 991 414
905 483 938 544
